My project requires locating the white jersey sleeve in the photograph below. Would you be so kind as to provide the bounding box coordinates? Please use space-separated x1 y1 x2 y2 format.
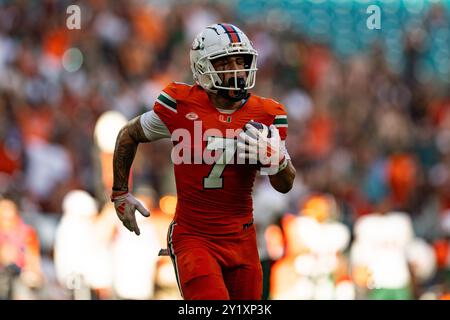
140 110 171 141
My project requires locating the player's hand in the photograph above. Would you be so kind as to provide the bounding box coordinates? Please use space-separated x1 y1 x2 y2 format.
111 191 150 235
237 124 287 174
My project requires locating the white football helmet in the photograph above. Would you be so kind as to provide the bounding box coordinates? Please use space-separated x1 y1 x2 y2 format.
190 23 258 94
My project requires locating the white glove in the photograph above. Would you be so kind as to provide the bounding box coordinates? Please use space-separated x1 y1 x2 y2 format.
237 124 287 175
111 191 150 235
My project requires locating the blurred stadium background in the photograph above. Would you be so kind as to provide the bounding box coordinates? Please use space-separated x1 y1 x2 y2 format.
1 0 450 300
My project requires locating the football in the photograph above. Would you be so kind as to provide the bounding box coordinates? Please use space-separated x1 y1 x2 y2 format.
244 121 271 139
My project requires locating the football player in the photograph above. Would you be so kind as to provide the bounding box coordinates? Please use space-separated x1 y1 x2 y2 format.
111 23 295 300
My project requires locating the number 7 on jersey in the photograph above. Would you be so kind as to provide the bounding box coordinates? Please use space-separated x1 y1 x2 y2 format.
203 136 237 189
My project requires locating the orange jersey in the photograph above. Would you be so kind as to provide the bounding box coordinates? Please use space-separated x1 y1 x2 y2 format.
153 82 288 234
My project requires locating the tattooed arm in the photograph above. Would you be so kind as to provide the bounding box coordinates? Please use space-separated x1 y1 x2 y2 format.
111 115 153 235
111 111 170 234
112 116 150 191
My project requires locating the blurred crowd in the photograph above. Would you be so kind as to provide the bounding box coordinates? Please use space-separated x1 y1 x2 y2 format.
1 0 450 300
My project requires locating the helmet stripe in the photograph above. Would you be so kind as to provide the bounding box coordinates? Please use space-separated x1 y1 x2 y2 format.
218 23 240 43
226 24 241 42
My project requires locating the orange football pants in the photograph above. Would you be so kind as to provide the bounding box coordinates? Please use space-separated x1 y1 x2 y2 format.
167 220 262 300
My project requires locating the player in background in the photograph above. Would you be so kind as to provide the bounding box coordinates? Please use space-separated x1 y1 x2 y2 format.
111 23 295 299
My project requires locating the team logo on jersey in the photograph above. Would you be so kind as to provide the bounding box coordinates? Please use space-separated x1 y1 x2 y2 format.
185 112 199 120
219 115 232 123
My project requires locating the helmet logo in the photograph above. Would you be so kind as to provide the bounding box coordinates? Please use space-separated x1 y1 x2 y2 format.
192 37 205 51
